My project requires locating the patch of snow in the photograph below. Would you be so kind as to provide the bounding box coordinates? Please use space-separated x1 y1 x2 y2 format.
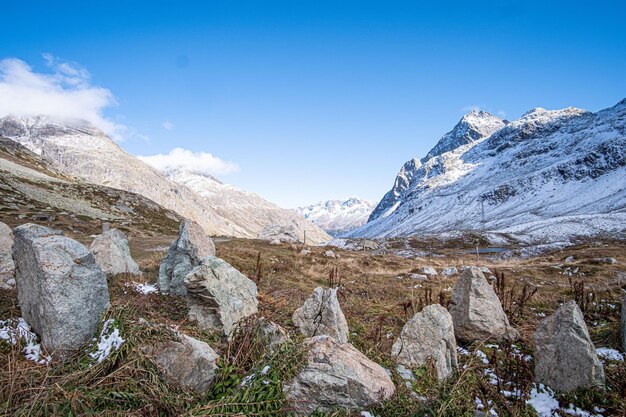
596 347 624 361
526 384 559 417
89 318 124 364
0 317 50 365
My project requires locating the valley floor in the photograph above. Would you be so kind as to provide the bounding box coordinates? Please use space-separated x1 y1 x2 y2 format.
1 234 625 416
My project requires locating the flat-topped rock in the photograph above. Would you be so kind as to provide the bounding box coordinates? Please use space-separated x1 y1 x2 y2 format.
13 223 110 358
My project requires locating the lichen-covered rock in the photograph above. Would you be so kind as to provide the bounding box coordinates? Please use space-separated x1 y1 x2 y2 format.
185 256 258 337
159 219 216 295
293 287 348 343
284 336 395 416
13 223 110 358
449 267 519 343
0 221 15 287
257 317 290 354
534 301 605 393
147 333 219 393
90 228 140 275
391 304 458 380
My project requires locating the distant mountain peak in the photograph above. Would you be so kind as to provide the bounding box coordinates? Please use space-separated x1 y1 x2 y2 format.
297 197 375 237
423 110 505 162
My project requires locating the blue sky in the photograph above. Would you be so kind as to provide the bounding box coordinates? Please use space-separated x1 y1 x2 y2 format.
1 1 625 207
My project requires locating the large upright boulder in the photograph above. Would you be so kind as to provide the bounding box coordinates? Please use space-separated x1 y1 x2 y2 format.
0 221 15 288
284 335 395 416
159 220 215 295
185 256 258 337
534 301 605 393
292 287 349 343
12 224 110 358
90 229 140 276
391 304 458 380
449 267 519 343
145 333 219 393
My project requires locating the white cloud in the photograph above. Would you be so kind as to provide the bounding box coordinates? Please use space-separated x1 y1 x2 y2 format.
162 120 174 130
0 55 124 139
138 147 239 177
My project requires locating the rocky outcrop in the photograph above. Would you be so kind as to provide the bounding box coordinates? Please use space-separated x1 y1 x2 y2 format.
449 267 519 343
159 220 216 295
534 301 605 393
90 229 140 275
146 333 219 393
391 304 458 380
0 221 15 289
292 287 348 343
185 256 258 337
284 336 395 416
12 223 110 358
258 224 300 243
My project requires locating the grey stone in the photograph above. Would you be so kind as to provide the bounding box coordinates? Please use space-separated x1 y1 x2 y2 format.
392 304 458 380
13 223 110 358
257 317 290 354
147 333 219 393
185 256 258 337
449 267 519 343
300 249 311 256
417 266 438 276
409 273 428 281
534 301 605 393
0 221 14 284
159 219 216 295
591 257 617 265
324 250 336 258
269 239 281 245
441 266 458 276
284 336 395 416
258 223 300 243
293 287 348 343
90 229 140 275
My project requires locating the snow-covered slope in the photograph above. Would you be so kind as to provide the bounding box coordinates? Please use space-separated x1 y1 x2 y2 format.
0 116 330 243
296 197 375 236
163 168 331 244
350 99 626 244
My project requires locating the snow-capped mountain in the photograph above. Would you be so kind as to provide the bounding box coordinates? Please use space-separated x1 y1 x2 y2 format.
0 116 330 243
296 197 376 236
163 168 331 244
350 99 626 244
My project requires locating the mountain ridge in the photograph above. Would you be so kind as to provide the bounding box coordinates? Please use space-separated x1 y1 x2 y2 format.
352 98 626 244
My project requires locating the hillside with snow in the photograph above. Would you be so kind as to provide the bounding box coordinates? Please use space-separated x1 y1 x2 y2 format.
163 168 331 244
296 197 375 236
349 99 626 244
0 116 330 243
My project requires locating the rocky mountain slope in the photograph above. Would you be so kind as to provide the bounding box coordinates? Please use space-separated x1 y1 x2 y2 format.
0 116 330 243
163 169 331 244
350 99 626 244
296 197 375 236
0 136 181 237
